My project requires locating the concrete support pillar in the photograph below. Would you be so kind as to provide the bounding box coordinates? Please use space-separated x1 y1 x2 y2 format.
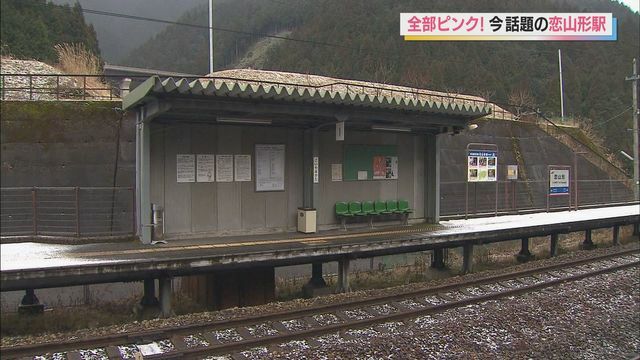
424 134 441 223
612 225 620 246
140 278 159 307
582 229 596 249
516 237 534 262
550 233 559 257
18 288 44 314
431 248 446 269
633 223 639 237
303 262 329 297
159 276 172 317
462 243 473 274
338 258 351 293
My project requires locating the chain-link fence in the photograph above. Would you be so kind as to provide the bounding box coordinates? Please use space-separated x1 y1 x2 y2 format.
0 187 134 237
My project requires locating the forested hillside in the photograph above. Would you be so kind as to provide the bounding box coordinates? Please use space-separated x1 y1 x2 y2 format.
122 0 639 165
0 0 100 63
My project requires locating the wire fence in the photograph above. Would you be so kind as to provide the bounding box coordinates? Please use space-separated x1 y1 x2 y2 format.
0 187 134 237
440 179 635 217
0 74 123 101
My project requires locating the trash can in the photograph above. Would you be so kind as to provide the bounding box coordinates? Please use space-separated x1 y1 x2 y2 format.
297 207 317 233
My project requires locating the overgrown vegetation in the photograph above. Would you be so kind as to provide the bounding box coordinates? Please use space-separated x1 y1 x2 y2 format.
0 0 100 63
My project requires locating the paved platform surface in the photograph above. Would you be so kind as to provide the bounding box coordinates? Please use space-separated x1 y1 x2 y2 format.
1 205 638 291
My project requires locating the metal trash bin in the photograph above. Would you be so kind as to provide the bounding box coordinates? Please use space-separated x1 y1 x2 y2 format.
297 207 317 233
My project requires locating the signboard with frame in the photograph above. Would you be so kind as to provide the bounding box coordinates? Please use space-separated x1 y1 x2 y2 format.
467 150 497 182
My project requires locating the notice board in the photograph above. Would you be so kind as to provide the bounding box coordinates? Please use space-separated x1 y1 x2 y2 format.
343 144 397 181
255 144 285 191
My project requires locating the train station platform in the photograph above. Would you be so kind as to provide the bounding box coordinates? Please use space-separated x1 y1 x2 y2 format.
2 205 638 293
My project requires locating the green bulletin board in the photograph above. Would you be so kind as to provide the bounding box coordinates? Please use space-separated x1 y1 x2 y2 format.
343 144 397 180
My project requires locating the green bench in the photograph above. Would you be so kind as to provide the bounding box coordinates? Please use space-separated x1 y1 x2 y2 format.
335 199 413 230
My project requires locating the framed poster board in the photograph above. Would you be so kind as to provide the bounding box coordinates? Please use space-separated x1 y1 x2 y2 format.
343 144 397 180
255 144 285 191
467 150 497 182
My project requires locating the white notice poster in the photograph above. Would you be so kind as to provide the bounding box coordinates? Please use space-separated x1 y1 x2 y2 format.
176 154 195 183
255 144 285 191
234 155 252 182
331 164 342 181
215 155 234 182
196 154 215 182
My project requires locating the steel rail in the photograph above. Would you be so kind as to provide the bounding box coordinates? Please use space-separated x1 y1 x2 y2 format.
2 247 638 359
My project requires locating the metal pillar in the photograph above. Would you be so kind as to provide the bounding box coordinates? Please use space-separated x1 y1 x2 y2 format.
550 233 559 257
431 248 446 269
425 133 440 223
612 225 620 246
136 108 152 244
634 223 639 237
303 129 320 209
582 229 596 249
18 288 44 314
140 278 159 307
338 258 351 293
516 237 534 262
159 276 172 317
462 243 473 274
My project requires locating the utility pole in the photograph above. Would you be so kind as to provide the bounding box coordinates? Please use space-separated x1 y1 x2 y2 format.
558 49 565 123
626 58 639 201
208 0 214 74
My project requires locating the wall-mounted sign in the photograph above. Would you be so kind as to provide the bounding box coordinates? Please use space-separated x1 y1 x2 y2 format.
331 164 343 181
196 154 215 182
234 155 251 182
255 144 285 191
176 154 195 183
468 150 497 182
507 165 518 180
549 169 570 195
357 170 368 180
215 155 234 182
336 121 345 141
313 156 319 183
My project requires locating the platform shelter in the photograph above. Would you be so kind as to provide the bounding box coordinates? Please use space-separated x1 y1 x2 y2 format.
123 70 491 244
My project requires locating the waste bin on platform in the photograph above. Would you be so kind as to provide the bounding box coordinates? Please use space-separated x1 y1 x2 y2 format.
297 207 317 233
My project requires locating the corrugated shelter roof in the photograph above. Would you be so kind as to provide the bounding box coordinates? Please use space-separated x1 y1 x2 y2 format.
123 69 493 118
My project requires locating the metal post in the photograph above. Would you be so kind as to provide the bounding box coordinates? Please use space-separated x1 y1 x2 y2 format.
634 58 639 201
29 75 33 100
462 243 473 274
338 258 351 293
159 276 172 317
83 76 87 100
550 233 559 257
612 225 620 246
32 187 37 235
56 76 60 101
75 187 80 237
559 49 565 123
208 0 214 74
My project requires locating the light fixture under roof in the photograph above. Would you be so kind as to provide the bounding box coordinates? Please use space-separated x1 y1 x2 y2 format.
217 117 272 125
371 126 411 133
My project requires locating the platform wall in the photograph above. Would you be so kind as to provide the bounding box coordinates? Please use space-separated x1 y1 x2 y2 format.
150 123 426 236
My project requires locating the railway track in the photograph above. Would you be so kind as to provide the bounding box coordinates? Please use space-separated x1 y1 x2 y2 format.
4 247 639 360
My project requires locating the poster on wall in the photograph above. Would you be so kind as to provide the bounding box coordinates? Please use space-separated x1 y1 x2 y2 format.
196 154 215 182
468 150 497 182
215 155 234 182
331 164 343 181
549 169 570 195
234 155 252 182
372 156 398 180
255 144 285 191
176 154 195 183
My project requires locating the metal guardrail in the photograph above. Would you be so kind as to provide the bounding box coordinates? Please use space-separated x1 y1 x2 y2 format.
0 187 134 237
